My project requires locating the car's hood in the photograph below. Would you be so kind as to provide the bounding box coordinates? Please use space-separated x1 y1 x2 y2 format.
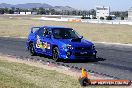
57 38 93 47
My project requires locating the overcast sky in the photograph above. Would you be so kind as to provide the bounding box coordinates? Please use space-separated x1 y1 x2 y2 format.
0 0 132 11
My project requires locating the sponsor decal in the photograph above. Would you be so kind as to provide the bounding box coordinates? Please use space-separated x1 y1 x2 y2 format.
43 42 47 49
36 35 50 49
36 35 43 48
47 44 50 49
79 68 131 86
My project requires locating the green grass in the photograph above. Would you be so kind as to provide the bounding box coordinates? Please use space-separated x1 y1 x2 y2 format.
0 59 80 88
0 15 132 44
0 59 110 88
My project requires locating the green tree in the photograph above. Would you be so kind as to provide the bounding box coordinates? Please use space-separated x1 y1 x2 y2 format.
121 16 124 20
100 17 104 20
32 8 37 12
50 9 56 15
71 10 77 15
45 9 50 15
15 8 20 12
38 7 46 15
89 9 96 16
0 8 4 14
8 9 14 14
106 16 112 20
4 8 9 13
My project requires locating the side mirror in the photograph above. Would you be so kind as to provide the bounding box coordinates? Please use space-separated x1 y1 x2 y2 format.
81 36 83 39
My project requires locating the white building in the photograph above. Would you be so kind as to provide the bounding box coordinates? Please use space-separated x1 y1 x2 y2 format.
26 12 32 15
32 12 37 15
96 6 110 19
19 12 32 15
20 12 26 15
128 7 132 20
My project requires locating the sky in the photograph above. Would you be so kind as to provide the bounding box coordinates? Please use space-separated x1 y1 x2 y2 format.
0 0 132 11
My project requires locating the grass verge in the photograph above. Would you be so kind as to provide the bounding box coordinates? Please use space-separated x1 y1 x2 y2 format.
0 58 83 88
0 15 132 44
0 55 129 88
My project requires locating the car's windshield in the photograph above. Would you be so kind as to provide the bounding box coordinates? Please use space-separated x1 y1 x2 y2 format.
52 28 81 39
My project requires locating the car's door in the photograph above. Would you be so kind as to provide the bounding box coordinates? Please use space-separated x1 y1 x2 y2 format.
28 27 40 42
41 28 52 55
35 28 45 53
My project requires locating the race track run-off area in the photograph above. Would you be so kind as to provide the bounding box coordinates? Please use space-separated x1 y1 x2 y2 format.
0 37 132 80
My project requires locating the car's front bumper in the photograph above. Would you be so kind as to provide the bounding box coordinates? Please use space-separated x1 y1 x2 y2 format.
59 48 97 60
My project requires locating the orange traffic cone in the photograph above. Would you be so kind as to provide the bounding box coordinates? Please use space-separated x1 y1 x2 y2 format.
81 67 88 78
79 67 91 86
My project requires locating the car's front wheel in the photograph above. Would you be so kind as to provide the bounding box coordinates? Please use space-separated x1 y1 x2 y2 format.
29 43 36 56
52 47 59 62
93 54 96 59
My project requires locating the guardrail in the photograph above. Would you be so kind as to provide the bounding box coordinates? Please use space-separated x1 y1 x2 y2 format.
82 19 132 25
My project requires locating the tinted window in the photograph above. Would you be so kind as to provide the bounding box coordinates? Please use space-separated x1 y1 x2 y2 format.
36 28 45 37
43 28 51 36
52 28 81 39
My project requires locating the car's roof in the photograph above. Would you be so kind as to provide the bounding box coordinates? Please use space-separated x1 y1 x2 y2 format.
32 26 72 31
45 26 64 28
32 26 69 28
42 26 72 29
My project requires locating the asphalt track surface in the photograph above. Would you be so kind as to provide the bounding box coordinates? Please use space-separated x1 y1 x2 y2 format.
0 37 132 80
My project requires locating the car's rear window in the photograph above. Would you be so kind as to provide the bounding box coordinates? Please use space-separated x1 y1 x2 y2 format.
31 27 40 33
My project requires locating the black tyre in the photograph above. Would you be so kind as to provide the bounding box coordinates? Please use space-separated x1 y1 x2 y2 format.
52 47 59 62
93 54 96 59
29 43 36 56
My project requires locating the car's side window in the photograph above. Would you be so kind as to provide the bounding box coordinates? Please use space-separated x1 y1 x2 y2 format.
31 27 40 33
43 28 51 37
36 28 45 37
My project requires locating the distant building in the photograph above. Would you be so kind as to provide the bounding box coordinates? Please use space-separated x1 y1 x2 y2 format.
128 7 132 20
26 12 32 15
20 12 26 15
32 12 38 15
14 11 37 15
14 12 20 14
96 6 110 19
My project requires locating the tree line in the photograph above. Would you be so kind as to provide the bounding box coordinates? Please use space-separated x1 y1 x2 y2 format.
0 7 96 16
110 11 128 18
0 7 128 18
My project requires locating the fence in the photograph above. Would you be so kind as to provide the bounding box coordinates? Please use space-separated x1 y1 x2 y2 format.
40 16 132 25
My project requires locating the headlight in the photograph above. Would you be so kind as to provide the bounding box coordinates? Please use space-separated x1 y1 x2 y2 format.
66 44 72 49
62 44 73 50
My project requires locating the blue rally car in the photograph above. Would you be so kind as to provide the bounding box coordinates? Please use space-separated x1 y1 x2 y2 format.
26 26 97 61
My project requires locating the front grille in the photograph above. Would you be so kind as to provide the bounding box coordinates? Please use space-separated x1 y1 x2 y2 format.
75 47 92 50
74 52 93 57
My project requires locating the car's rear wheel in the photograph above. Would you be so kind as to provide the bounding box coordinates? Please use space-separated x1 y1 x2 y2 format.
52 47 59 62
29 43 36 56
